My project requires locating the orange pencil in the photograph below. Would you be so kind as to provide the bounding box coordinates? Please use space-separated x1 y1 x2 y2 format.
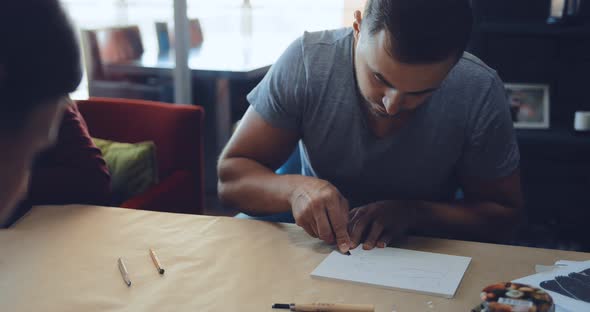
149 248 165 275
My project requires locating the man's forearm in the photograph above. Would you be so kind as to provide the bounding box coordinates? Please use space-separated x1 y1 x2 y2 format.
218 157 304 216
409 200 524 242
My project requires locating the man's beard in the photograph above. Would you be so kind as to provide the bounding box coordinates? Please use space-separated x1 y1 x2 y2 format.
363 97 400 119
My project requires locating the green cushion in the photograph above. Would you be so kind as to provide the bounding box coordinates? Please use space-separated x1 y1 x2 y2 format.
92 138 159 204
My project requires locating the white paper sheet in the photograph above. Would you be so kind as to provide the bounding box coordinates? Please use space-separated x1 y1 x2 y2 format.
513 261 590 312
311 246 471 298
554 260 590 267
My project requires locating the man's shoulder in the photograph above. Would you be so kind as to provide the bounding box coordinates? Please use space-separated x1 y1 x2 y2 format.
452 52 498 83
302 28 353 46
434 53 507 123
442 52 502 101
300 28 353 56
293 28 355 97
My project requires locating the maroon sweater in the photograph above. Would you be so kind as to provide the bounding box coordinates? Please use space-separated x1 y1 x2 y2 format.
27 103 111 206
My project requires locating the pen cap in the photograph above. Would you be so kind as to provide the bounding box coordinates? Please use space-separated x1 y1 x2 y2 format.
294 303 374 312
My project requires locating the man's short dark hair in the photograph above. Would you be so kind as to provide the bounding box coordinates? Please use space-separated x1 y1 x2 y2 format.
0 0 82 131
363 0 473 64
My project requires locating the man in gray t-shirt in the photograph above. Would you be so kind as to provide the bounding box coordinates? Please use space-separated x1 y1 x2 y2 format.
218 0 524 253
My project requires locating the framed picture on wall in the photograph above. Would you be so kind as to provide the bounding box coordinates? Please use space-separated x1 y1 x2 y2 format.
505 83 550 129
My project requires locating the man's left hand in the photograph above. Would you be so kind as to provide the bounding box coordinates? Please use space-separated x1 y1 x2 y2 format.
348 200 417 250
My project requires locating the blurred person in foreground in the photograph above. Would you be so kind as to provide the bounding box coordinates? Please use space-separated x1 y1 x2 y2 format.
0 0 82 226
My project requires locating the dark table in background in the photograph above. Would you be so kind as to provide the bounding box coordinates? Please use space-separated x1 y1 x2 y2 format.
104 35 289 192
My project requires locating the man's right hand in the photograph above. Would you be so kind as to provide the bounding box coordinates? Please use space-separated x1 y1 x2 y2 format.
289 178 351 253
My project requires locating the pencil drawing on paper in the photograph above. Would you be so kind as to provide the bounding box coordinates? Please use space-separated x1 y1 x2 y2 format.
350 255 450 288
311 247 471 297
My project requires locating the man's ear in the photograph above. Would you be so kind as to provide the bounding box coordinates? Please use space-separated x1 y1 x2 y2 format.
353 10 362 34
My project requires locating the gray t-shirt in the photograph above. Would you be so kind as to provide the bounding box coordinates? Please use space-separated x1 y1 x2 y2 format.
247 28 519 208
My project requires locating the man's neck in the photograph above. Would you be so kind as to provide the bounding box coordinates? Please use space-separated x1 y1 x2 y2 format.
365 107 413 138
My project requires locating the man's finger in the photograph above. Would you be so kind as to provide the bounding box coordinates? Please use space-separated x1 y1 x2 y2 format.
377 231 395 248
349 207 361 220
325 196 351 253
294 207 318 238
348 208 361 233
299 215 318 238
348 207 367 229
304 226 317 238
314 208 334 244
363 221 384 250
350 211 371 249
309 217 320 238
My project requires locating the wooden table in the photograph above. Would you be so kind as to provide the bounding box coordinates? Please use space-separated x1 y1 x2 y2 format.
1 205 588 311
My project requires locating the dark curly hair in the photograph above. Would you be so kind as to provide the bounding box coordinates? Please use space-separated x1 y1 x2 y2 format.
362 0 473 64
0 0 82 132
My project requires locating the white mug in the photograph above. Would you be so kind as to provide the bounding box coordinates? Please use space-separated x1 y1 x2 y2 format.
574 111 590 131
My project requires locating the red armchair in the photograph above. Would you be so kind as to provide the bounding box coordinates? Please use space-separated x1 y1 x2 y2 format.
76 97 205 215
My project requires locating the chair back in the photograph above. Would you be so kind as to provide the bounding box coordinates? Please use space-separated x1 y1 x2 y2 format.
155 19 203 54
81 26 174 102
76 97 205 211
81 26 144 79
